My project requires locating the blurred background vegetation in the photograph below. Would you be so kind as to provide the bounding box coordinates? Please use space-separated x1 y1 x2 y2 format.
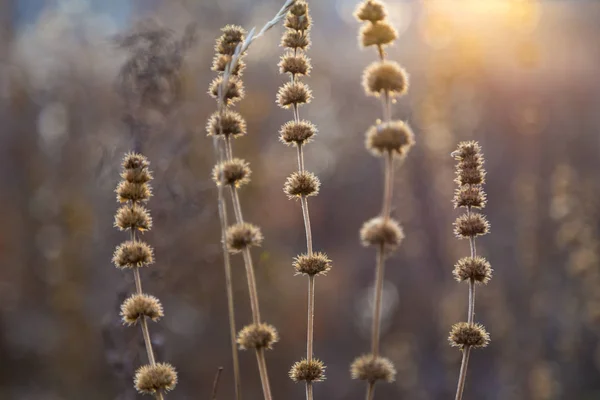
1 0 600 399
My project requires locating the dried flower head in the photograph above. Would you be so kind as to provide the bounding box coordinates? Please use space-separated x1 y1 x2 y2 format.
212 54 245 76
286 14 312 32
116 181 152 203
366 120 415 157
289 359 326 382
209 76 245 105
451 141 482 161
290 0 308 17
284 171 320 198
453 256 493 284
206 110 247 138
455 165 486 186
293 252 332 276
363 60 408 97
350 354 396 383
279 52 312 76
121 293 164 325
449 322 490 349
277 81 313 108
282 30 311 50
454 213 490 239
123 152 150 170
453 185 487 209
360 217 404 252
354 0 387 23
212 159 251 187
237 323 279 350
279 120 316 146
134 363 178 394
114 204 152 231
113 240 154 269
360 21 397 48
121 168 153 184
215 25 246 56
226 223 264 253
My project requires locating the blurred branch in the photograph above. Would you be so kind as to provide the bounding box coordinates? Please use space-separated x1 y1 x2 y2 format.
210 367 224 400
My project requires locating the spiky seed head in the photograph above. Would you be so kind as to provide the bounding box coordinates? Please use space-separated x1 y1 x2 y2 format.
277 81 313 108
114 204 152 231
454 213 490 239
354 0 387 23
123 152 149 170
284 171 320 198
212 159 251 187
226 223 263 253
120 293 164 325
455 165 486 186
212 54 245 76
366 120 415 157
209 76 245 105
206 110 247 138
360 217 404 252
360 21 397 48
451 141 482 161
279 120 316 146
449 322 490 349
453 185 487 209
363 60 408 98
285 14 312 31
237 323 279 350
279 52 312 76
116 181 152 203
289 359 326 382
293 252 332 276
112 240 154 269
121 168 153 184
453 256 493 284
134 363 178 394
290 0 308 16
215 25 246 56
350 354 396 383
282 30 311 50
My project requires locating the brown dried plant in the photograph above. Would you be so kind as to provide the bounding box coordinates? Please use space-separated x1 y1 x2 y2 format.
276 2 331 400
112 153 177 399
449 141 492 400
350 2 415 400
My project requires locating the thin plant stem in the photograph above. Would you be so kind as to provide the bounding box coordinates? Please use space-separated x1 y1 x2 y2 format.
307 276 315 360
366 382 375 400
371 244 385 357
454 347 471 400
306 383 313 400
382 152 394 220
256 349 273 400
211 367 224 400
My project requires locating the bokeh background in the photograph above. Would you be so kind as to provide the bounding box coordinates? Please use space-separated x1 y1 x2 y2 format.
1 0 600 399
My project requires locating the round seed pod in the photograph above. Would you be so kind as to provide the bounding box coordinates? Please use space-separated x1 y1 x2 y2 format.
212 159 251 188
215 25 246 56
293 252 332 276
350 354 396 383
362 60 408 98
112 240 154 269
279 52 311 76
206 110 247 138
277 81 312 108
453 185 487 209
453 213 490 239
120 293 164 325
354 0 387 23
279 120 316 146
209 76 245 105
284 171 320 199
360 21 397 47
226 223 263 253
237 323 279 350
449 322 490 349
360 217 404 252
116 181 152 203
211 54 245 76
281 30 311 50
366 120 415 157
134 363 177 394
453 256 493 284
114 204 152 231
289 358 326 382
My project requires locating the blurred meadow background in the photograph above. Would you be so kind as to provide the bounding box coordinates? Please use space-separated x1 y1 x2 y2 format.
1 0 600 399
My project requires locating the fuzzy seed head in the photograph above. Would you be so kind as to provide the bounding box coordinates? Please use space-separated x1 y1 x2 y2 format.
290 0 308 16
279 120 316 146
293 252 332 276
279 52 311 76
453 256 493 284
206 110 247 138
454 213 490 239
282 30 311 50
452 141 482 161
121 168 153 184
212 159 251 187
289 359 326 382
237 323 279 350
366 120 415 157
363 60 408 98
453 185 487 209
123 152 149 170
360 217 404 252
212 54 245 76
215 25 246 56
350 354 396 383
116 181 152 203
354 0 387 23
449 322 490 349
226 223 263 253
285 14 311 31
121 293 164 325
284 171 320 199
112 240 154 269
455 165 486 186
360 21 397 48
277 81 312 108
134 363 177 394
114 204 152 231
209 76 245 105
453 141 486 186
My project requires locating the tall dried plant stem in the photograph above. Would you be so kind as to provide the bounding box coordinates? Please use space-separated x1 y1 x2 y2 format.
455 207 477 400
130 228 163 400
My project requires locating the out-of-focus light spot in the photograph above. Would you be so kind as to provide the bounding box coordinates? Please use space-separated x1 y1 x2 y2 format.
38 102 68 154
354 280 399 338
35 224 64 261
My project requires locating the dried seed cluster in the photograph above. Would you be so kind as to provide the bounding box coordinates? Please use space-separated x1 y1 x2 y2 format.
449 322 490 349
278 1 332 386
237 323 279 350
113 153 177 395
350 354 396 383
